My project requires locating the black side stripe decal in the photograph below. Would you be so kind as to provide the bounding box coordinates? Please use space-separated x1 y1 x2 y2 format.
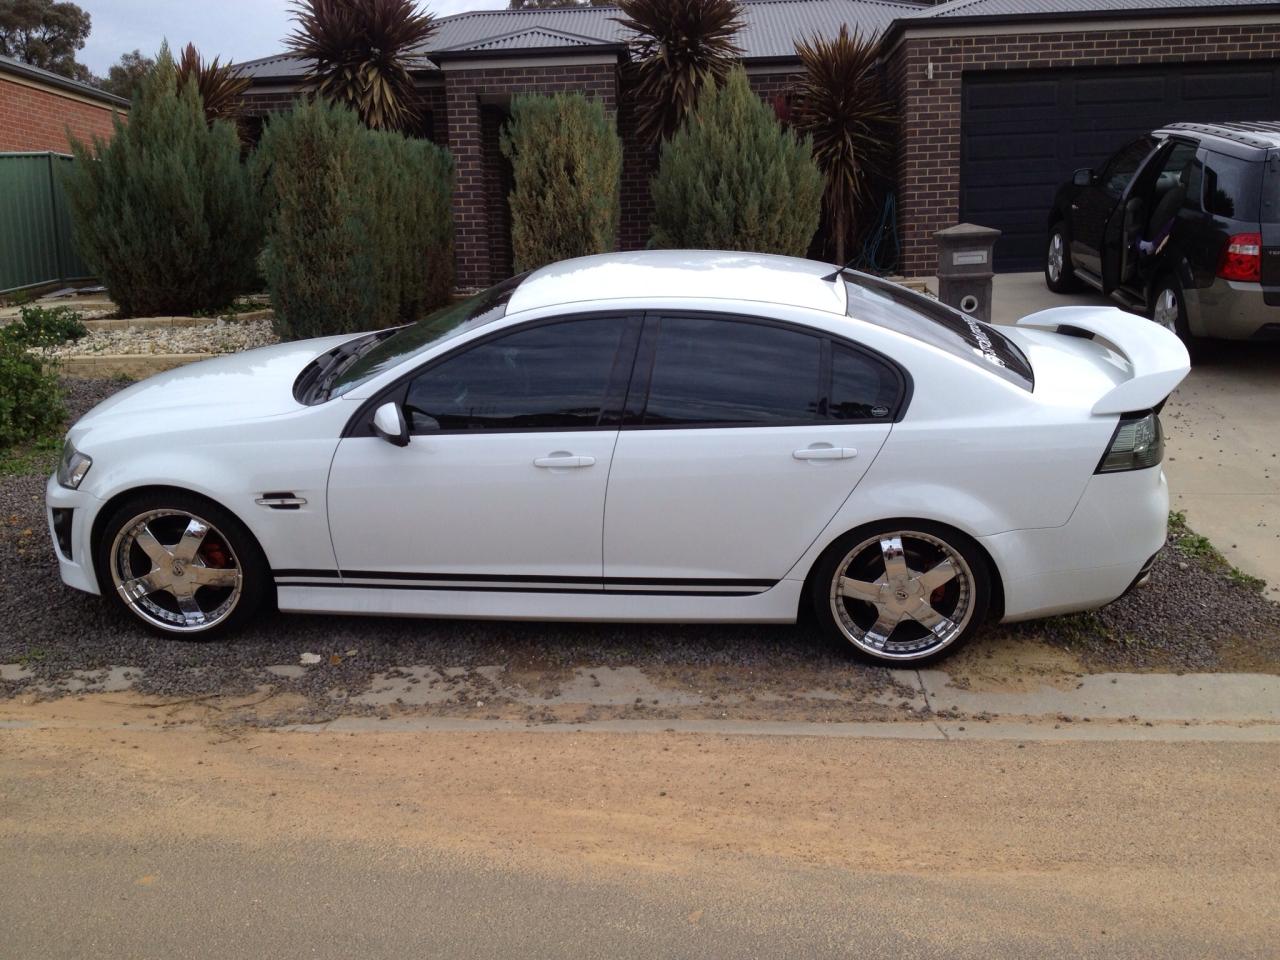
276 581 760 597
273 569 777 589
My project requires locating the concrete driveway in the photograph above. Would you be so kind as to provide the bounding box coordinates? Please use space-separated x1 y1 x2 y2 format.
977 272 1280 599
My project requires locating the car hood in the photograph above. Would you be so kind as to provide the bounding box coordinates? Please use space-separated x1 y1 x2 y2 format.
69 334 356 440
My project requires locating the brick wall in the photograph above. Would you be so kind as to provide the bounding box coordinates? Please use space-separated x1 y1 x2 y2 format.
0 75 121 152
892 23 1280 276
444 61 617 289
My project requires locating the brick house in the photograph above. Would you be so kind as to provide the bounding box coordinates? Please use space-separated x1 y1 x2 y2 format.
0 54 127 152
239 0 1280 287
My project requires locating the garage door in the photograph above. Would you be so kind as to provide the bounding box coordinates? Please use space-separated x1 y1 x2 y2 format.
960 61 1280 272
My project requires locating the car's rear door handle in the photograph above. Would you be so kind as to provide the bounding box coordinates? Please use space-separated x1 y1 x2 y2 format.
534 454 596 468
793 445 857 461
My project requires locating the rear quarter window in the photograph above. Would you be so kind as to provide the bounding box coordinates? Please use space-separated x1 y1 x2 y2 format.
843 273 1034 391
1201 150 1264 222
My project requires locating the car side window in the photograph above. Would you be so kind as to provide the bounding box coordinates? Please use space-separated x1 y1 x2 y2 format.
1100 136 1158 199
1202 149 1263 220
403 316 626 432
830 345 901 421
641 316 822 426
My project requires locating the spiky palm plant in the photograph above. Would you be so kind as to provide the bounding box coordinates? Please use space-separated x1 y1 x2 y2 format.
793 26 896 264
614 0 744 144
286 0 436 131
175 43 249 126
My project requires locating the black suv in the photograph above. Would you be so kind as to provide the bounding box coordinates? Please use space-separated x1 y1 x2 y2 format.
1045 121 1279 356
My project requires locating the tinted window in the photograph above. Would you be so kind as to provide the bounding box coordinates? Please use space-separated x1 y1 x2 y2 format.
642 317 821 425
1101 136 1158 198
831 346 900 421
330 273 528 399
1264 153 1280 224
844 273 1033 391
1202 150 1263 221
404 317 625 432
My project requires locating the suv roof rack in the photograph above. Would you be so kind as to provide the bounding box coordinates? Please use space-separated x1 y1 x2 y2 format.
1162 121 1280 151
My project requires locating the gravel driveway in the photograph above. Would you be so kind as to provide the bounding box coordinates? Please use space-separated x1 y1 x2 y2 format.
3 378 1278 720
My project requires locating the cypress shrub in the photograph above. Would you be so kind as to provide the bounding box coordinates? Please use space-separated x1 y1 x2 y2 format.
254 99 454 340
500 93 621 272
650 68 823 257
62 48 259 318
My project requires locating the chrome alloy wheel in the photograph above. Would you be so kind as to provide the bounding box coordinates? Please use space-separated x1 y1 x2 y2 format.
109 509 243 633
1047 232 1065 283
1152 287 1179 333
828 531 976 660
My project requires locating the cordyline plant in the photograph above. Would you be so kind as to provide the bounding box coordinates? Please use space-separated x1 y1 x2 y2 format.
175 42 250 127
614 0 744 144
793 25 896 264
286 0 436 131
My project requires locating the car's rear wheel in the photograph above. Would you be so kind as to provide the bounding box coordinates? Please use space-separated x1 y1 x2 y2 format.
1151 275 1209 363
1045 222 1080 293
812 522 991 665
95 491 269 638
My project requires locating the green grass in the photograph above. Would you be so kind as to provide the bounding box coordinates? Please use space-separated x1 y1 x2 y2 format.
1168 510 1267 594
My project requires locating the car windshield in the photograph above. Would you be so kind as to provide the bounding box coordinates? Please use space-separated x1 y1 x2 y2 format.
328 272 528 399
843 272 1034 390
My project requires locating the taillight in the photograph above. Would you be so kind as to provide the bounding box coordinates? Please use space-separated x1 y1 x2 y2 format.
1217 232 1262 282
1097 411 1163 474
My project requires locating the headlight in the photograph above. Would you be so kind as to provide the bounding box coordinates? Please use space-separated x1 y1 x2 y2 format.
57 439 92 489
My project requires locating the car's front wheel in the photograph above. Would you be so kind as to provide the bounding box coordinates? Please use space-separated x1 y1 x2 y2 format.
95 491 269 638
812 522 991 665
1045 222 1080 293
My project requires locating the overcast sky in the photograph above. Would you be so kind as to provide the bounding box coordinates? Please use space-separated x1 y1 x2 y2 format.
77 0 502 74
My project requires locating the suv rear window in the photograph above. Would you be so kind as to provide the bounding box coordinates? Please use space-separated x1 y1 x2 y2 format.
1201 150 1263 221
843 273 1034 391
1263 152 1279 224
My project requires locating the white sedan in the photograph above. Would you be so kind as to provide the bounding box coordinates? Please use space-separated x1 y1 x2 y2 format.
46 252 1189 664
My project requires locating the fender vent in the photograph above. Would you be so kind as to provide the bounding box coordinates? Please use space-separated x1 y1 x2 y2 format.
256 492 307 511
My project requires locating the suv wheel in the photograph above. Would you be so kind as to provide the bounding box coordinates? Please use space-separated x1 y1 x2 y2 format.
1045 222 1080 293
1151 275 1209 363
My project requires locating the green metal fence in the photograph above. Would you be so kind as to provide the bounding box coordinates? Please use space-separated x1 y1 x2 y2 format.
0 152 94 294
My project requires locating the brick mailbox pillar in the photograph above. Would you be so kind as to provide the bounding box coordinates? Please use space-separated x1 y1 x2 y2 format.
934 223 1000 324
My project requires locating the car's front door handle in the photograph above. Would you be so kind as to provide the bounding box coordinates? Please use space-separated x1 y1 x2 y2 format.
533 454 596 469
793 445 857 461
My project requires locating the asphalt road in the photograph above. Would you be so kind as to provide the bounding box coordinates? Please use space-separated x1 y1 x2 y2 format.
3 710 1277 959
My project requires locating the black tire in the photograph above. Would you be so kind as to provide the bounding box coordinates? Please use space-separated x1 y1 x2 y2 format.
1150 274 1211 364
94 490 270 639
810 520 992 666
1045 221 1081 293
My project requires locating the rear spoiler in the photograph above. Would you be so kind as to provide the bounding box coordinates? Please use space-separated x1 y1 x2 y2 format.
1016 306 1191 415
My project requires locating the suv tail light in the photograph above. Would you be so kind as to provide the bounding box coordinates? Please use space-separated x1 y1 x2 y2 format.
1097 411 1163 474
1217 232 1262 282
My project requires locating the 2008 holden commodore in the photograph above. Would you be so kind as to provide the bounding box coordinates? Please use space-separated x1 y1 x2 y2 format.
46 251 1190 664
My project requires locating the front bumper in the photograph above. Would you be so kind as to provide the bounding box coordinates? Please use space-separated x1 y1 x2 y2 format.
981 466 1169 622
1186 277 1278 340
45 473 103 595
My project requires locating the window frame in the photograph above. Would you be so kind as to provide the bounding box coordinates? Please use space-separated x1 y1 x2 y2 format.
341 311 644 439
1099 135 1160 200
621 310 912 431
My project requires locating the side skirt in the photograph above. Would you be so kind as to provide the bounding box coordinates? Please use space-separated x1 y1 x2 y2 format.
276 580 804 624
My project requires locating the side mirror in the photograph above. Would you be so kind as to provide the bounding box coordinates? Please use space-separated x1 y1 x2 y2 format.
371 401 409 447
1073 167 1094 187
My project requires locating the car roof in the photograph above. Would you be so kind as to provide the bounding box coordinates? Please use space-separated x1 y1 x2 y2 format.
506 251 848 316
1159 121 1280 158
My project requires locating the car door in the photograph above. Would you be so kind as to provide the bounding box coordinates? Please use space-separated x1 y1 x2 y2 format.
1071 135 1160 278
601 313 903 589
327 314 639 586
1105 138 1199 299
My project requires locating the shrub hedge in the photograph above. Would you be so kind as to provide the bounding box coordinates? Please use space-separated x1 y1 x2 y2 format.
62 47 259 318
254 99 454 340
500 93 621 272
650 68 823 257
